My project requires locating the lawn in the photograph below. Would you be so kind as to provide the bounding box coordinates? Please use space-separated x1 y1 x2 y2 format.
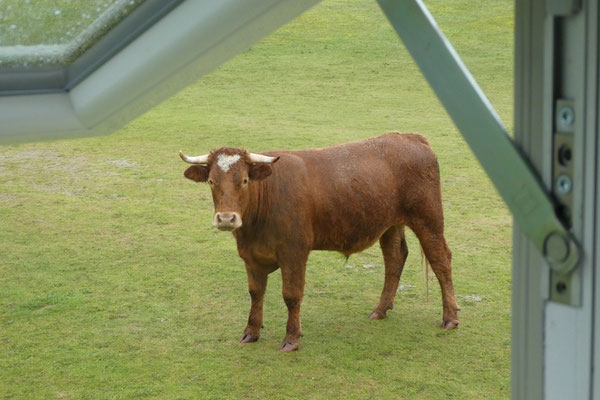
0 0 513 398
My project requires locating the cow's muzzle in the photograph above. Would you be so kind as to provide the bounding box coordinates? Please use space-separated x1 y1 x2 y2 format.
213 212 242 231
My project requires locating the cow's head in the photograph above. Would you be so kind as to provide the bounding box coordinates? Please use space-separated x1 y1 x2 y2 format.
180 147 279 231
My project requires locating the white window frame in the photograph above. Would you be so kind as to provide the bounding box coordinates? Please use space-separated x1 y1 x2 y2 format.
0 0 321 143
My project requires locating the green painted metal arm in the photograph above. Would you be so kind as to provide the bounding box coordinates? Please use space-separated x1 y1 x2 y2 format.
376 0 580 273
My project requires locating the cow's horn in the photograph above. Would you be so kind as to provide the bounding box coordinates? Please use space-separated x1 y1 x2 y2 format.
248 153 279 164
179 151 209 164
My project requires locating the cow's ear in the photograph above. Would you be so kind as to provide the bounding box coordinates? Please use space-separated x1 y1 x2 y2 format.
249 156 279 181
184 165 210 182
249 164 272 181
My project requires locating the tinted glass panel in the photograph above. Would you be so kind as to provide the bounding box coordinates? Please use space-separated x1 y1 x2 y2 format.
0 0 144 68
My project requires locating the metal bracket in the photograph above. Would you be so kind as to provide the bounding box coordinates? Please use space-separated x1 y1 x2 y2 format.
549 99 580 305
376 0 581 274
553 99 575 228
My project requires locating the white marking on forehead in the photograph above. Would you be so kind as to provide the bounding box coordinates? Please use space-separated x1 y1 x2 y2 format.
217 154 241 172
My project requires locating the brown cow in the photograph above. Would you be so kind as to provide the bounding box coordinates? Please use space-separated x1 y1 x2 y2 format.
180 132 459 352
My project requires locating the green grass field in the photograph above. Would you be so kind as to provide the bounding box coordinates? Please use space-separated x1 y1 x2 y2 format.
0 0 513 398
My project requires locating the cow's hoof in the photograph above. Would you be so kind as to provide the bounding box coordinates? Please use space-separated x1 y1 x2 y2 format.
441 320 459 330
240 333 259 343
368 311 385 320
279 341 299 353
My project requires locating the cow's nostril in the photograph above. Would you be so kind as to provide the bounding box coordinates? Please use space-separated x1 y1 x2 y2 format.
214 213 241 229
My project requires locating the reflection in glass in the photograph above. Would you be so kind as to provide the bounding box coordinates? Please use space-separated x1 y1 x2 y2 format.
0 0 144 67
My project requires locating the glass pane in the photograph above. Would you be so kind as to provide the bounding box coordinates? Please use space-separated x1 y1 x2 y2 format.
0 0 145 68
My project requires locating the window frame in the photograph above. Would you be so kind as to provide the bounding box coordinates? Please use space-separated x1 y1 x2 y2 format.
0 0 321 143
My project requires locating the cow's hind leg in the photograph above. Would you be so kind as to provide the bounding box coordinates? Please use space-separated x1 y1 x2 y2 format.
410 220 459 330
241 264 270 343
370 225 409 320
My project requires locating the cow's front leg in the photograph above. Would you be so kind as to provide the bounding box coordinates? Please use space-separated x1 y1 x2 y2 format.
279 254 308 352
241 265 269 343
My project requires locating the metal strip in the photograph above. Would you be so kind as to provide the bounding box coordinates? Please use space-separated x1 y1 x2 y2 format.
511 0 546 397
377 0 580 274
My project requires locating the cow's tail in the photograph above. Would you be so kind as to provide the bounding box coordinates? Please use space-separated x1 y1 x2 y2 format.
421 246 430 303
341 254 350 268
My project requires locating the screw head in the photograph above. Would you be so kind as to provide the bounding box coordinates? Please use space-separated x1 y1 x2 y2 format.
556 174 572 195
557 106 575 130
556 281 567 294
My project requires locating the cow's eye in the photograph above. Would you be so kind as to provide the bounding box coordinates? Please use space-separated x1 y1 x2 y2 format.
242 177 249 185
208 179 214 185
